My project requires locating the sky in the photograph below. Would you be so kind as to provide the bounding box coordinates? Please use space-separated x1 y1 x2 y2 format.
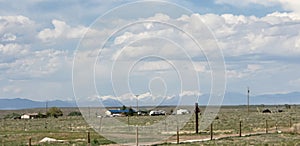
0 0 300 104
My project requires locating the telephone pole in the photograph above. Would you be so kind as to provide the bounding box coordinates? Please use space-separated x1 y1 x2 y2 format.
195 102 200 134
45 101 48 128
136 95 139 114
247 87 250 114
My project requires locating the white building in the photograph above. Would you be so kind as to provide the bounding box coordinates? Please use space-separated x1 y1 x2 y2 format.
21 113 39 119
21 114 30 119
176 109 190 115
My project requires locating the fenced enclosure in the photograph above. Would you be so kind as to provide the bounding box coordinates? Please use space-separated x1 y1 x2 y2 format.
0 105 299 145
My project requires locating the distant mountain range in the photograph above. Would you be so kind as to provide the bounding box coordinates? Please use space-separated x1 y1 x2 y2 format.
1 92 300 110
218 91 300 105
0 98 76 110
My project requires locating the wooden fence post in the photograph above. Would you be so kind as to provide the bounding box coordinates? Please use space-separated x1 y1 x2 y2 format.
239 120 242 137
177 125 179 144
210 122 213 140
28 137 31 146
265 120 268 134
136 126 139 146
290 117 292 128
87 131 90 146
99 117 102 132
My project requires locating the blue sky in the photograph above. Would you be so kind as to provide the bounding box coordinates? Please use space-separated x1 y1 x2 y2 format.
0 0 300 104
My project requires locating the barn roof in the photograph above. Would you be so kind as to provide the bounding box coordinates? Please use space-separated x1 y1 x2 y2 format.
108 109 135 114
23 113 39 116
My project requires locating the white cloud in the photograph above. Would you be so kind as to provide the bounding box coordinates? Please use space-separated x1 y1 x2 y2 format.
87 95 101 101
0 15 36 44
1 33 16 42
1 2 300 101
226 64 262 79
114 32 134 45
179 90 202 97
2 85 22 94
113 28 175 46
0 43 29 57
226 70 246 79
110 12 300 61
90 12 300 96
247 64 262 72
100 95 116 100
0 15 35 33
104 93 137 101
0 15 33 30
277 0 300 14
193 62 208 73
38 19 88 42
216 12 300 56
295 36 300 49
137 61 172 72
0 47 70 79
289 78 300 86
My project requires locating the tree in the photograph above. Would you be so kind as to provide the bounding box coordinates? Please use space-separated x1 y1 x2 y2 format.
121 105 127 110
37 112 47 118
68 111 82 116
4 113 21 119
285 104 291 109
128 107 134 116
47 107 63 118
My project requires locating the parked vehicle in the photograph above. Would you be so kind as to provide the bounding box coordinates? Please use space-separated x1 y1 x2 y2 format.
149 110 166 116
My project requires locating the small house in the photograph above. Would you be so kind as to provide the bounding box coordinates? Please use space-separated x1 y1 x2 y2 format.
20 113 46 119
21 113 39 119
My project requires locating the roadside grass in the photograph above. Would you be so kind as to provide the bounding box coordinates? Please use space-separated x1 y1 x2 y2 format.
157 133 300 145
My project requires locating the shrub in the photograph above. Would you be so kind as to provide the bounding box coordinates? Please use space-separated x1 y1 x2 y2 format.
4 113 21 119
68 111 82 116
47 107 63 118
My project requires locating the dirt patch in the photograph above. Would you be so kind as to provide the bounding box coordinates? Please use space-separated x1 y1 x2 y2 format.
292 123 300 134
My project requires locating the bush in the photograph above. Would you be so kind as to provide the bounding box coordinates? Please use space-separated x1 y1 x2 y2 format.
92 139 100 145
4 113 21 119
68 111 82 116
47 107 63 118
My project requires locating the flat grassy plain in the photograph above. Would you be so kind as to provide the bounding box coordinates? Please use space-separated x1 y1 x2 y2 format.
0 116 114 145
158 133 300 145
0 105 299 145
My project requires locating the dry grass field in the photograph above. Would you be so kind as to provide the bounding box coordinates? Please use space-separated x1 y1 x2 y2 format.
0 105 299 145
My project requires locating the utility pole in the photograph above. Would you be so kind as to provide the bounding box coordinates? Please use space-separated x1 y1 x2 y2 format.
247 87 250 114
88 106 90 118
195 102 200 134
136 95 139 114
45 101 48 129
46 101 48 112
